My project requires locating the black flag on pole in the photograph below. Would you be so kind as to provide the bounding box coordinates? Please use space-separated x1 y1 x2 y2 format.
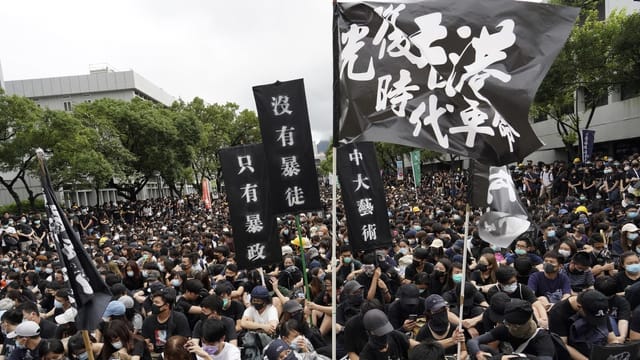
253 79 322 214
334 1 578 165
478 165 531 248
36 149 111 331
337 142 392 252
220 144 281 270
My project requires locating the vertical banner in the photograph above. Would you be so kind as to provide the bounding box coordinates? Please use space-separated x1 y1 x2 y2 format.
36 149 111 331
220 144 281 270
478 166 531 248
396 160 404 181
337 142 392 252
411 150 421 187
581 129 596 163
202 178 211 210
253 79 322 214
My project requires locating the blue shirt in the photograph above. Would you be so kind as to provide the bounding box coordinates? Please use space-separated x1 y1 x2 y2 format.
527 271 571 303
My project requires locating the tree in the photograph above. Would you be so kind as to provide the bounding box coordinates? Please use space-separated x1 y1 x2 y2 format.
533 3 639 160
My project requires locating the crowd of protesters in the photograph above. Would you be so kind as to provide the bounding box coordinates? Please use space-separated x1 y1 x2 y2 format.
0 153 639 360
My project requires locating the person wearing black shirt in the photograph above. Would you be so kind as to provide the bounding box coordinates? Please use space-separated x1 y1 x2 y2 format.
615 251 640 294
469 300 555 360
360 309 414 360
192 295 237 346
415 294 466 357
595 275 630 343
6 321 48 360
141 287 191 354
175 279 206 329
18 302 58 340
214 283 245 331
343 300 384 360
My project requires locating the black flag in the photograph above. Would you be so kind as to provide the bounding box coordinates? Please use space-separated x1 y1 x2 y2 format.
219 144 281 269
335 1 578 165
36 149 111 331
477 165 530 248
337 142 392 252
253 79 322 214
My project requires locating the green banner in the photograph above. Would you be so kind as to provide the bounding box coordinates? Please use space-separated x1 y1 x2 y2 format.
411 150 421 187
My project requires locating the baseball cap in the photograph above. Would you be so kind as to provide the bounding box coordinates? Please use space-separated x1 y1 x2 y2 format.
118 295 135 309
7 320 40 338
342 280 364 296
425 294 448 313
264 339 289 360
55 307 78 325
574 206 588 215
578 290 609 326
290 237 311 249
430 239 444 248
103 300 126 318
363 309 394 336
412 206 421 213
250 286 270 300
283 300 303 314
397 284 420 306
281 245 293 255
405 229 417 238
504 299 533 325
622 223 639 233
486 292 511 324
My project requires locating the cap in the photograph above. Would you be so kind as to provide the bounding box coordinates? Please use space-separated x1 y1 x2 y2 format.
103 300 126 318
281 245 293 256
7 320 40 338
558 208 569 215
578 290 609 326
504 299 533 325
264 339 289 360
397 284 420 306
425 294 448 313
622 223 639 233
307 247 319 259
363 309 394 336
250 286 270 300
574 206 588 215
291 237 311 249
573 157 581 164
430 239 444 248
342 280 364 296
283 300 303 314
405 229 417 238
486 292 511 324
55 307 78 325
414 247 429 260
412 206 421 212
118 295 135 309
0 298 15 311
453 239 464 250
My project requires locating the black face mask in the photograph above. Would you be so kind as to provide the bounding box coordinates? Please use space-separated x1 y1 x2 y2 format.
433 270 445 278
369 334 389 350
225 276 235 282
348 294 364 307
429 310 449 332
151 304 164 315
477 264 488 272
252 302 265 310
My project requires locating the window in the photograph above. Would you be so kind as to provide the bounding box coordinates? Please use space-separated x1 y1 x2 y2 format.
621 82 640 101
63 101 72 111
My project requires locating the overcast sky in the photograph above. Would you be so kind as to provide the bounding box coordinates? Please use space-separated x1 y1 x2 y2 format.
0 0 335 142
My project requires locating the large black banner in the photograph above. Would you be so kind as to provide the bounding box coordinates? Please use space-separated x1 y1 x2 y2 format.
219 144 281 270
337 142 392 252
335 1 578 165
36 150 111 331
253 79 322 214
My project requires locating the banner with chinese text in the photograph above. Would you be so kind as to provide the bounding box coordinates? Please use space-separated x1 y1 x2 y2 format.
338 142 392 252
220 144 281 269
581 129 595 163
253 79 322 214
335 1 578 165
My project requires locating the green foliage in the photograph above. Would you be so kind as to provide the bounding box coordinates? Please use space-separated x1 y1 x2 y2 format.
0 198 45 214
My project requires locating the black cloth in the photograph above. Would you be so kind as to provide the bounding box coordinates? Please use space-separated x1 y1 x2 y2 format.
415 322 456 355
38 318 58 339
629 307 640 333
0 338 16 359
467 326 554 360
343 314 369 357
358 330 410 360
485 283 537 304
141 311 191 353
608 295 631 322
615 271 640 293
548 297 577 338
175 296 203 329
219 300 245 322
7 339 48 360
387 299 425 330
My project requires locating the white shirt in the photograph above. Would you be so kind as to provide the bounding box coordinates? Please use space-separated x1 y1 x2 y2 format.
212 342 241 360
242 304 278 324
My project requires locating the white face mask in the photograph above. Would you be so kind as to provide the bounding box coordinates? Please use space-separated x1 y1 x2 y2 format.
502 283 518 293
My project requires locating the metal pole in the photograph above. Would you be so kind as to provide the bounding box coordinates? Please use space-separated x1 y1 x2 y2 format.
457 203 471 359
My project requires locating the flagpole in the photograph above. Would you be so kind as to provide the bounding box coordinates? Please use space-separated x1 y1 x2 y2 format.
82 330 96 360
295 215 311 301
331 146 338 360
457 203 471 359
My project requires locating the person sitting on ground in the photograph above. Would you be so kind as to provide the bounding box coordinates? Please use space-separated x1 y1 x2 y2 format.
527 251 572 310
415 294 466 358
184 318 241 360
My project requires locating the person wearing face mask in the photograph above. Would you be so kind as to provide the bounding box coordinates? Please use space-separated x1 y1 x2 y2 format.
354 253 393 305
184 319 240 360
5 321 47 360
615 251 640 294
192 295 237 347
402 247 433 284
616 223 640 256
486 266 549 330
277 318 328 360
506 239 543 267
98 319 150 360
336 246 362 284
237 286 279 337
469 299 555 360
387 284 425 333
264 338 297 360
337 280 365 327
213 283 245 329
560 251 595 294
527 251 572 310
0 309 23 359
141 287 191 355
415 295 465 358
360 309 416 360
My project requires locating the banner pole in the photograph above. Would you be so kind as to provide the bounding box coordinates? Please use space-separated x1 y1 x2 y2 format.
82 329 95 360
331 148 338 360
295 215 311 301
258 267 266 287
457 203 471 359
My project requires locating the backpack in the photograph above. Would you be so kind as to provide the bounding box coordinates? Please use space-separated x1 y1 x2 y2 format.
568 316 609 357
241 331 271 360
548 331 570 360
